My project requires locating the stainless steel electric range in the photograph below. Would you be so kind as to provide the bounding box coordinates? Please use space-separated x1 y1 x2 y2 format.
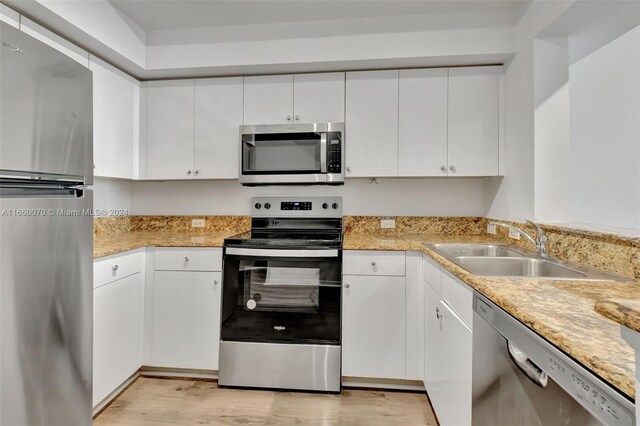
218 197 343 393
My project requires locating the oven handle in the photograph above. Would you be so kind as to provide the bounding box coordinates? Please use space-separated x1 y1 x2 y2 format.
320 133 327 173
225 247 339 258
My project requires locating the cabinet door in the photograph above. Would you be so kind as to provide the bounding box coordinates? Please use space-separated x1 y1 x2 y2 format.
342 275 405 379
448 66 501 176
151 271 221 370
405 251 424 380
423 282 443 392
93 273 144 407
194 77 243 179
146 80 195 179
398 69 448 177
91 56 137 179
243 75 293 125
293 72 345 123
434 301 472 426
345 70 399 177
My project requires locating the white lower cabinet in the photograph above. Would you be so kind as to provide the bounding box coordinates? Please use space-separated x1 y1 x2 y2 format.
423 261 473 426
93 251 145 407
342 274 406 379
151 270 221 370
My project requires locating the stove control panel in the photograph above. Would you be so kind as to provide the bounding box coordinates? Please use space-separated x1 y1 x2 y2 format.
281 201 312 211
252 197 342 218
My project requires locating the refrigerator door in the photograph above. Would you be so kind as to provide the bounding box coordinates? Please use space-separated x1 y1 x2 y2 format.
0 191 93 425
0 22 93 184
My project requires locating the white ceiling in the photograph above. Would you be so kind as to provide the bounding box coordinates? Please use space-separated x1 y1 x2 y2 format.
110 0 529 31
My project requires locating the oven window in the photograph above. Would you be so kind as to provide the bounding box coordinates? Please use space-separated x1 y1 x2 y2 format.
221 255 341 345
242 133 321 174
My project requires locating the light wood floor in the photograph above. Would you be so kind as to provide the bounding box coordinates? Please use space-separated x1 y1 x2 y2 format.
94 377 438 426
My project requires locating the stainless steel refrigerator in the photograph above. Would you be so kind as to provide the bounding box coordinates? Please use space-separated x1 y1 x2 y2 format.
0 22 93 425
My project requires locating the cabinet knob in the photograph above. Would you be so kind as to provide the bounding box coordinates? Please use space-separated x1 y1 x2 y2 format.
112 265 119 271
194 169 199 176
370 261 377 267
185 257 190 262
295 115 300 121
345 283 350 289
214 280 219 285
187 170 192 176
441 165 447 173
346 166 352 173
449 165 456 173
286 115 292 122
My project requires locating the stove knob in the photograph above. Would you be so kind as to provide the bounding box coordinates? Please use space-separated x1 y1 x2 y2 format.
332 203 339 209
264 203 271 209
322 203 329 209
254 203 262 209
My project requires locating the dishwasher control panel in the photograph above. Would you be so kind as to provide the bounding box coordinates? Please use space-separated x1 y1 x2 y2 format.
548 355 633 425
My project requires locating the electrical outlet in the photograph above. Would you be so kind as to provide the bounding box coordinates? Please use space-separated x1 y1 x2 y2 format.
381 219 396 229
487 223 497 235
508 227 521 240
191 218 205 228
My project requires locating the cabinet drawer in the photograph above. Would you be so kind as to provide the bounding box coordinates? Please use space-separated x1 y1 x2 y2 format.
154 247 222 272
440 270 473 330
422 254 441 294
343 251 405 276
94 249 145 288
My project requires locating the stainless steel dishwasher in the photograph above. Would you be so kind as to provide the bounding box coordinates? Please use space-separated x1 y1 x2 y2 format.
472 292 635 425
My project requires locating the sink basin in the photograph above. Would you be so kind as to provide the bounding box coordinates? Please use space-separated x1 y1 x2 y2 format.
455 256 588 279
429 243 527 258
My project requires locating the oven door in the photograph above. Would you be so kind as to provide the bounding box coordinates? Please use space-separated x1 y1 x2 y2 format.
221 248 341 345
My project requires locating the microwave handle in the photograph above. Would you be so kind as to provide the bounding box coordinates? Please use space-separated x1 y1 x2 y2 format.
320 133 327 173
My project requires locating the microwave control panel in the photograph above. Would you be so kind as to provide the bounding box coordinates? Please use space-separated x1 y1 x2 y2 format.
327 132 342 174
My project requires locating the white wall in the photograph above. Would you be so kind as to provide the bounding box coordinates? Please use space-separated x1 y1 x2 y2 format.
129 178 488 217
93 178 132 216
568 26 640 229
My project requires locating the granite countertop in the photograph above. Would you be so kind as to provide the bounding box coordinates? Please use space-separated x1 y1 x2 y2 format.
93 230 237 258
344 232 640 401
94 230 639 400
596 298 640 334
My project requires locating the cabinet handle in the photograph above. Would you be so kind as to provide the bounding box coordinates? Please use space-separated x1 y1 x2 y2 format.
449 165 456 173
436 306 441 319
370 261 377 266
286 115 292 122
345 283 350 288
185 257 190 262
295 115 300 121
441 165 447 173
194 169 199 176
112 265 119 271
187 170 192 176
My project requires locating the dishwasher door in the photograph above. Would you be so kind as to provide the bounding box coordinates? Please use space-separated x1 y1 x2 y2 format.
472 310 602 425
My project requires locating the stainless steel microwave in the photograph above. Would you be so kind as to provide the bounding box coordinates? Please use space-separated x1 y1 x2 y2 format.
239 123 344 186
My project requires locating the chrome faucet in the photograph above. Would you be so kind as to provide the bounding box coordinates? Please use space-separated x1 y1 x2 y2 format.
489 219 549 257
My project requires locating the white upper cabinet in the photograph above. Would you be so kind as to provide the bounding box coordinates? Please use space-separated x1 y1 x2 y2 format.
448 66 502 176
91 56 138 179
20 17 89 67
243 75 294 125
194 77 244 179
293 72 345 123
398 68 449 177
146 80 195 179
345 70 399 177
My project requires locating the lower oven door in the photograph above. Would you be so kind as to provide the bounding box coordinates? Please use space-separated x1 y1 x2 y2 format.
221 247 341 345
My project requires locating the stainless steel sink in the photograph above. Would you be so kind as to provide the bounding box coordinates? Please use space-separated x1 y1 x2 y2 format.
425 242 629 281
429 243 527 258
455 256 587 279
